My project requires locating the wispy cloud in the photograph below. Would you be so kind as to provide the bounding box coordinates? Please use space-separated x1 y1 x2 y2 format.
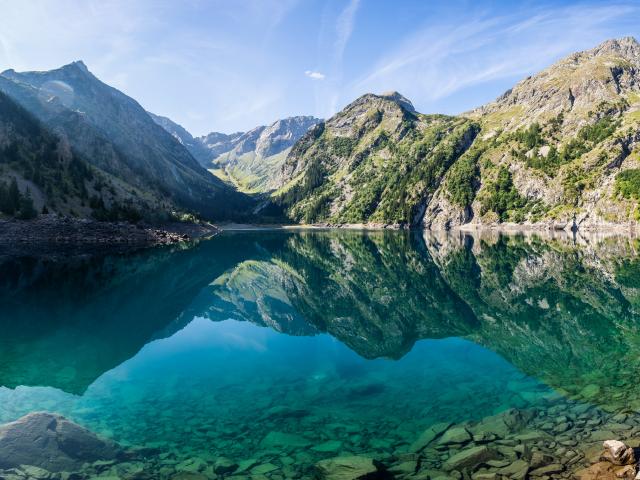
334 0 360 63
311 0 361 119
349 2 640 113
305 70 326 80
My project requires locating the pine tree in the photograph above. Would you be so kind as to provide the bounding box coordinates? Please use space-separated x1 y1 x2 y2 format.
17 188 37 219
7 178 20 214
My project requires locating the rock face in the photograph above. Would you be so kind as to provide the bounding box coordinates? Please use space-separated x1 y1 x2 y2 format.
473 37 640 130
0 412 122 472
147 111 211 165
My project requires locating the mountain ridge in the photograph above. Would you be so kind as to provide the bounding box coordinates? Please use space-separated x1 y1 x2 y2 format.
0 61 251 221
272 37 640 230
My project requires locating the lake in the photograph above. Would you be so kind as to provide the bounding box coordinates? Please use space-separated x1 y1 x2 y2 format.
1 229 640 479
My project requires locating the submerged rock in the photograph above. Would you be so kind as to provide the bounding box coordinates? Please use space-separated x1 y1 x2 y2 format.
314 456 387 480
260 431 313 448
439 426 472 445
0 412 122 472
443 446 498 471
409 422 452 452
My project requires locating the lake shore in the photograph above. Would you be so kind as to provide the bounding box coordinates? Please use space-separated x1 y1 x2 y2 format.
0 215 219 256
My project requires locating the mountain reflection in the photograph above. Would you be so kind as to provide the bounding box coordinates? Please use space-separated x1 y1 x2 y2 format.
1 229 640 410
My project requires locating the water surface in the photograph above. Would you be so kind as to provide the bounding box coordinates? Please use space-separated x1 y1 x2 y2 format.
2 230 640 478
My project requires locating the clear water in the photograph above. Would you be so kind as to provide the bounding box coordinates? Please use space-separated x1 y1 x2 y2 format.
1 230 640 478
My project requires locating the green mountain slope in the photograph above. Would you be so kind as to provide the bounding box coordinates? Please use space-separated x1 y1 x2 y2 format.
0 90 162 220
270 37 640 230
271 92 479 225
151 114 321 194
425 36 640 230
0 61 251 221
205 116 321 193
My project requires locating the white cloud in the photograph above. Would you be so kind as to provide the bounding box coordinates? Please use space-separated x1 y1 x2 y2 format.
305 70 326 80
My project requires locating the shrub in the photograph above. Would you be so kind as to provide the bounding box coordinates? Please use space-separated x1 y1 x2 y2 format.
616 169 640 199
481 166 525 221
446 147 483 207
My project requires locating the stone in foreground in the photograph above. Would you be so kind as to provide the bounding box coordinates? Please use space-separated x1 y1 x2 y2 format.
443 446 499 471
602 440 636 466
314 455 388 479
0 412 122 472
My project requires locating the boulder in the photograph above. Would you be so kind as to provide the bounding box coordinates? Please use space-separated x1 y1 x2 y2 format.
0 412 122 472
497 460 530 480
409 422 452 452
439 427 472 445
602 440 636 466
314 456 386 480
443 446 499 471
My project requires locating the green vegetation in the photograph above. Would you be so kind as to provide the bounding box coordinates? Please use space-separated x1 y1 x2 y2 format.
274 100 480 226
446 146 484 207
511 115 620 175
480 166 526 221
515 122 543 150
615 168 640 199
0 177 36 219
329 136 356 157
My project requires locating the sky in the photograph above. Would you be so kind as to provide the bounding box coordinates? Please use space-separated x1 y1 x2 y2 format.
0 0 639 136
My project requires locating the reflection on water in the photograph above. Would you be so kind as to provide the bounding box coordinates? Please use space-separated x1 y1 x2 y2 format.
1 230 640 478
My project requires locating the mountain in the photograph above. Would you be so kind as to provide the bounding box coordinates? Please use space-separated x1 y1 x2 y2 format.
146 112 210 165
426 36 640 230
270 92 479 225
200 116 321 192
0 61 250 221
270 37 640 230
197 131 245 162
150 114 321 193
0 90 153 220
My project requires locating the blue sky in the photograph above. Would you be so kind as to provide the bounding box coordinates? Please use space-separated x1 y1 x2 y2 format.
0 0 639 135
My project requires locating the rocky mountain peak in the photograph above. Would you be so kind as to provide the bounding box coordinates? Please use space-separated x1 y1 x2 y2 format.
590 36 640 59
69 60 90 73
380 91 416 113
255 116 321 158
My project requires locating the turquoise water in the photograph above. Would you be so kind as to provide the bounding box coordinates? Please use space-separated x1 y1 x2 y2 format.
2 230 640 478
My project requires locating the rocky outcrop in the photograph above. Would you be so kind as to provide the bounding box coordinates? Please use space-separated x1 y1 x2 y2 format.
471 37 640 131
0 412 122 471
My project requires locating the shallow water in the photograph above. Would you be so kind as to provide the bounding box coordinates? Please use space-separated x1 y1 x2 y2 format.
2 230 640 479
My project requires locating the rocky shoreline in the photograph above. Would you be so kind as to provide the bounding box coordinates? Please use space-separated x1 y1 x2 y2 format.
0 215 219 256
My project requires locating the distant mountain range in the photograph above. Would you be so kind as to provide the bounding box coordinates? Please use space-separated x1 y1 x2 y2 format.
150 113 321 193
1 37 640 229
